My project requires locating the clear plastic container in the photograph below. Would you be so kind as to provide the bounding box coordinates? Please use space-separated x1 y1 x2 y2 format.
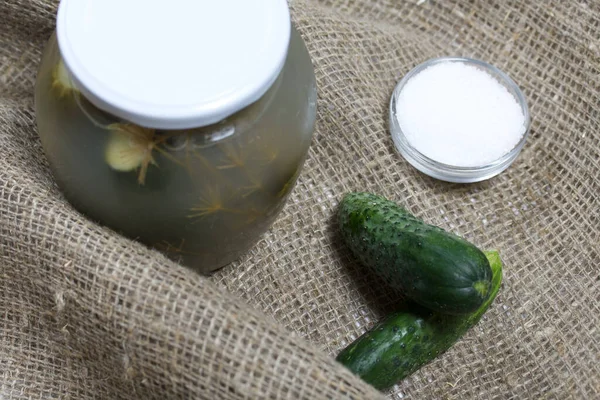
35 1 317 272
390 57 530 183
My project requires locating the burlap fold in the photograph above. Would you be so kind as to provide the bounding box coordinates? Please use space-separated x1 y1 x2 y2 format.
1 0 598 399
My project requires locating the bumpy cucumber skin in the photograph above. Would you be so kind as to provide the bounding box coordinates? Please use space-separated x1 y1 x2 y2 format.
338 192 493 315
337 251 503 391
336 310 439 390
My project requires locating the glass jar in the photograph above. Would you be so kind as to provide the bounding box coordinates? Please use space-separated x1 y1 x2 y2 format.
34 0 317 272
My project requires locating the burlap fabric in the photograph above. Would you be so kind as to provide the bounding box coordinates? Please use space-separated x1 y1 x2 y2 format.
1 0 598 398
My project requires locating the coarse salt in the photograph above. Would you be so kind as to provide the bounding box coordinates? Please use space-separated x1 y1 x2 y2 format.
395 61 526 167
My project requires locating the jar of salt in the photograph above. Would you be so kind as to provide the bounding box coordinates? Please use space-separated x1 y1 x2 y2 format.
390 57 530 183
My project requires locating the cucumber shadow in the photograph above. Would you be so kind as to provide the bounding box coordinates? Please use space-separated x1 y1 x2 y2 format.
327 210 407 321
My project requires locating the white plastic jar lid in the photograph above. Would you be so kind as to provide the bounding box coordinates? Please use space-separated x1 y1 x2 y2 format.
56 0 291 129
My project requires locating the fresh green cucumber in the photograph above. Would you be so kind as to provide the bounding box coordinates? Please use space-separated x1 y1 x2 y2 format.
336 251 503 390
338 192 493 314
